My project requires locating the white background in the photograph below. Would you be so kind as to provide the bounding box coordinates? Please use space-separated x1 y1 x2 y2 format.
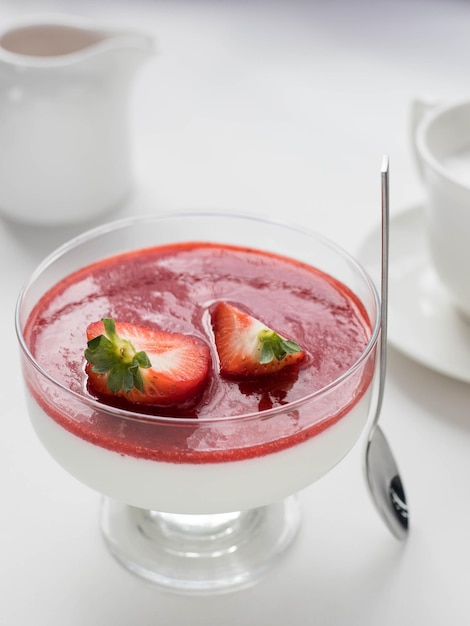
1 1 470 624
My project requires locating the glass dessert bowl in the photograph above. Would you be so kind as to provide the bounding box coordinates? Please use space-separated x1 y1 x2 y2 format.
16 212 380 593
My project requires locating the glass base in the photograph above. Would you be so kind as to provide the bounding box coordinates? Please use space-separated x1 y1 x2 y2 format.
101 496 301 594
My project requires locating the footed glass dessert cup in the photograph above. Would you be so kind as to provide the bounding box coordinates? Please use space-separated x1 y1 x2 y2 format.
16 213 380 593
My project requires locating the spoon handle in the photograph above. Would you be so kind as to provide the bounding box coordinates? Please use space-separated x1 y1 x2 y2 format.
375 155 390 425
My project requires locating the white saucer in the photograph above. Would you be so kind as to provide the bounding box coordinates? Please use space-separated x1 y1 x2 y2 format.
357 204 470 383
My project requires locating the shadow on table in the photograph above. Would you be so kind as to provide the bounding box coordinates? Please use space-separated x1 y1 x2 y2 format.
387 345 470 433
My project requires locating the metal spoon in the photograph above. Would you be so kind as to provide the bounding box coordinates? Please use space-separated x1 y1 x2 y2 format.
364 156 409 540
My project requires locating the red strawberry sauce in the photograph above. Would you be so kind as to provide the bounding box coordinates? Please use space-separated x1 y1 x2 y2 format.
24 242 375 463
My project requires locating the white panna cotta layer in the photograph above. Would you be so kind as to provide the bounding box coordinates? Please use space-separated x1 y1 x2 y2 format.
26 387 373 514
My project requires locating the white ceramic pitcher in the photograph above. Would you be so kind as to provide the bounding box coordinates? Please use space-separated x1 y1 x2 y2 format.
0 16 154 225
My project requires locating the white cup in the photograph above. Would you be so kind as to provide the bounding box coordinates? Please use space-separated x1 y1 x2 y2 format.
413 98 470 321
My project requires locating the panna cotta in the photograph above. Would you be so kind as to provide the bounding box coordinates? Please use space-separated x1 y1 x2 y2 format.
19 235 378 514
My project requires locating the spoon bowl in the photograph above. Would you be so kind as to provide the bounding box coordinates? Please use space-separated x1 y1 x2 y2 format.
365 426 408 539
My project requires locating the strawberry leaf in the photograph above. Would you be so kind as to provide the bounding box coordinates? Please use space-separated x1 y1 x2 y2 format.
258 329 302 364
84 318 152 395
280 339 302 355
260 342 275 364
135 350 152 368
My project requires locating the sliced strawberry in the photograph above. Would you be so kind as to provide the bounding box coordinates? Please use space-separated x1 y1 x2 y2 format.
211 302 305 377
84 318 211 407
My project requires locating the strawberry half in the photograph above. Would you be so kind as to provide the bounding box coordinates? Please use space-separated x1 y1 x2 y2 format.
211 302 305 377
84 318 211 407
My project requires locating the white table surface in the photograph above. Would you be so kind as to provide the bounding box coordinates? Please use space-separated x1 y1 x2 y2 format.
2 1 470 624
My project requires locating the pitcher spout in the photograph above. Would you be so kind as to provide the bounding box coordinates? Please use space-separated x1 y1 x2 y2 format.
106 30 155 57
0 15 155 69
98 29 155 76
